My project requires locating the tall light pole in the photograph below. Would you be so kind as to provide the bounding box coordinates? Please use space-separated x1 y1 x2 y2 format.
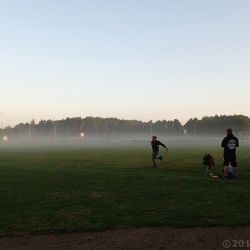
150 120 153 137
29 123 31 139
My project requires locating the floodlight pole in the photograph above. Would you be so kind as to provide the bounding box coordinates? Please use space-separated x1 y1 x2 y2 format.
29 123 31 139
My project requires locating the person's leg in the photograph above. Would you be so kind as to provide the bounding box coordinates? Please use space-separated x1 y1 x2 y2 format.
152 158 156 167
152 151 158 167
231 154 238 177
208 165 213 175
223 157 229 178
224 166 229 177
233 167 238 177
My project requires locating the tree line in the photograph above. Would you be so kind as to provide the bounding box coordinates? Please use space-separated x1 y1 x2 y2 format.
1 114 250 139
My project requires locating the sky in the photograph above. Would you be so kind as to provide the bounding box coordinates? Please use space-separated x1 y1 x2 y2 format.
1 0 250 127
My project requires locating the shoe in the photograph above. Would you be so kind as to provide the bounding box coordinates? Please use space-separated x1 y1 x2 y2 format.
159 156 162 161
153 165 157 168
221 175 228 180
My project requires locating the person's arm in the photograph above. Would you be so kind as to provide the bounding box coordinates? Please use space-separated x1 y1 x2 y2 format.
221 138 226 148
159 141 168 151
236 137 239 147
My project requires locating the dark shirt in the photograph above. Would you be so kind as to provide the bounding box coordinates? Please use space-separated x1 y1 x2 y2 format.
221 134 239 154
151 140 166 152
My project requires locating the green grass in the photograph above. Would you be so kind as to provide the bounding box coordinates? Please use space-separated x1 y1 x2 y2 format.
0 140 249 236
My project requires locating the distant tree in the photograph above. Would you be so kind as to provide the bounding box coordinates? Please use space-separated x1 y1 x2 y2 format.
184 115 250 135
4 114 250 138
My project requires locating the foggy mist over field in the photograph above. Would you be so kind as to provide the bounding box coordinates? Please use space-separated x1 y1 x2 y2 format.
0 114 249 150
0 132 247 150
0 115 249 151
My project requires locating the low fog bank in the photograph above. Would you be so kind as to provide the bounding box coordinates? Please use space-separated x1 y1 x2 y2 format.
1 132 247 149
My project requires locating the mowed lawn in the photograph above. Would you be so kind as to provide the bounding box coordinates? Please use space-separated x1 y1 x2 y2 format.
0 139 249 236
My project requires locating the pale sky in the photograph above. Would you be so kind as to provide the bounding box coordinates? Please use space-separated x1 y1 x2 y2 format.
1 0 249 127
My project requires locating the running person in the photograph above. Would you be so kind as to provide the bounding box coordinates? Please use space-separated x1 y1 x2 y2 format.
221 128 239 179
151 135 168 167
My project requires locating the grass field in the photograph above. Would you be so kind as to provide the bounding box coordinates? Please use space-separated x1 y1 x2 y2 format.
0 139 249 236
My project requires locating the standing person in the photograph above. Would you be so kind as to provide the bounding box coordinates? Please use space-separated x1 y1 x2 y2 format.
221 128 239 179
151 135 168 168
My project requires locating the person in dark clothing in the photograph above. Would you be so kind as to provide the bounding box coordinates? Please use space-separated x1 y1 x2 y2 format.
221 128 239 179
151 135 168 167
